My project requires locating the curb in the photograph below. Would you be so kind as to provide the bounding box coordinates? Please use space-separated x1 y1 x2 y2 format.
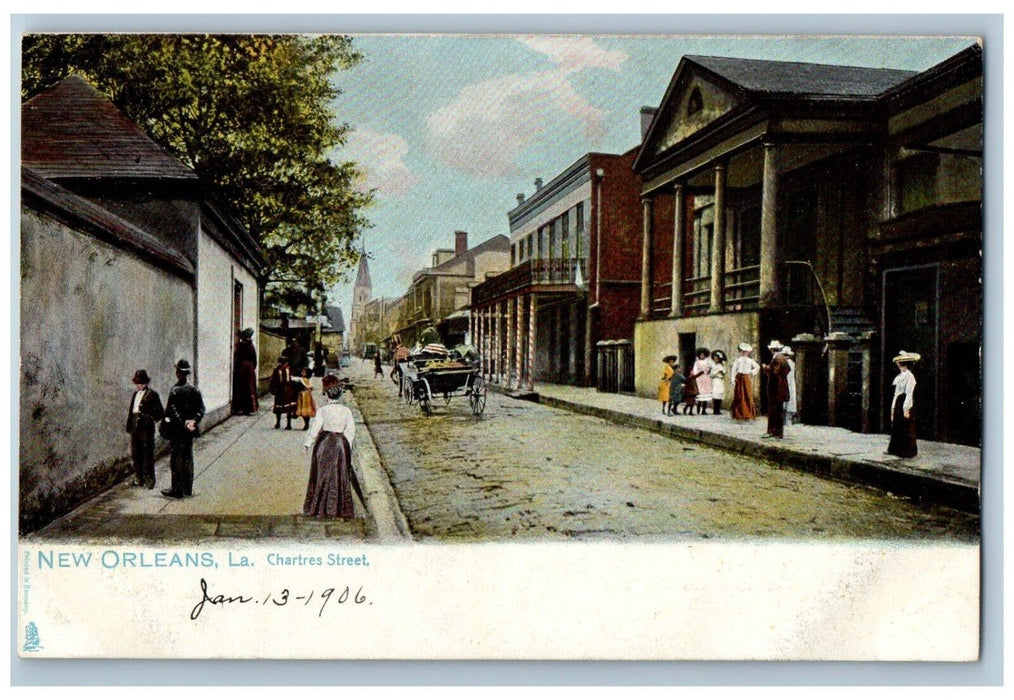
496 385 979 515
345 392 414 542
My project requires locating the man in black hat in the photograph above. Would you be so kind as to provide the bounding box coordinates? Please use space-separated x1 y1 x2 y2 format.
126 369 164 489
161 359 205 498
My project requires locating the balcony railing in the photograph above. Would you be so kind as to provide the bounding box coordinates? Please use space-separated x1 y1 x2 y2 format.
723 264 760 310
683 275 710 315
471 258 587 307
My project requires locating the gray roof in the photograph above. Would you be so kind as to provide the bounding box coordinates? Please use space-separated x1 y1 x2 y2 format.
430 234 510 273
325 305 346 333
354 254 372 288
687 55 918 98
22 75 197 181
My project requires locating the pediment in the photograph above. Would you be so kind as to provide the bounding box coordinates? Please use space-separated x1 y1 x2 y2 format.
650 67 745 157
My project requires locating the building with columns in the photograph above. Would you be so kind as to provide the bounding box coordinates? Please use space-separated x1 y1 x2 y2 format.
469 151 645 391
632 46 981 445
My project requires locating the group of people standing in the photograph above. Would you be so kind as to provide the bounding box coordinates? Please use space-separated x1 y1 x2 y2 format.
656 339 921 455
657 340 798 438
126 359 205 499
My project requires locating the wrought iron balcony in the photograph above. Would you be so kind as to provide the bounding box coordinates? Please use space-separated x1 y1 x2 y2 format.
471 258 588 307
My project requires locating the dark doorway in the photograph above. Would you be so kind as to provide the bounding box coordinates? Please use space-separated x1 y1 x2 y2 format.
679 332 696 378
883 266 938 439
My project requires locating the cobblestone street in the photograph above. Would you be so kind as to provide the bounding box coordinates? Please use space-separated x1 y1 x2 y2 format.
353 363 979 542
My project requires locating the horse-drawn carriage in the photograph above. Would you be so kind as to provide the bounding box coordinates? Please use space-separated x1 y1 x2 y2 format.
398 343 486 416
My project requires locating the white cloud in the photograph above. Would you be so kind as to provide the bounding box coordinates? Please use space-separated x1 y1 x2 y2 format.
425 38 628 177
341 129 419 198
517 35 629 73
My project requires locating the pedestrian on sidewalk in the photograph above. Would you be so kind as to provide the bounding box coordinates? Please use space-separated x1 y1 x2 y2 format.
160 359 205 498
887 351 920 458
269 354 297 430
658 354 677 415
710 350 727 415
373 351 383 379
731 343 760 420
681 364 699 415
231 328 258 415
303 373 358 519
783 346 797 426
126 369 163 489
761 340 790 439
691 348 714 415
296 368 317 430
668 359 686 417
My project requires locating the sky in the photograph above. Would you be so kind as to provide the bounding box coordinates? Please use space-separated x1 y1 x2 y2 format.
323 33 976 325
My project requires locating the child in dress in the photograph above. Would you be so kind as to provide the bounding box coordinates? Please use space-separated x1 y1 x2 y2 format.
681 365 699 415
668 364 686 417
295 368 317 430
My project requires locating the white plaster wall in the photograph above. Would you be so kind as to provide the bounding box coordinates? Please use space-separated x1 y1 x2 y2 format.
634 312 760 398
196 228 250 416
20 207 194 530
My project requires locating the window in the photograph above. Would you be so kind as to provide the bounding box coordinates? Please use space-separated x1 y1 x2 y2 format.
548 222 556 262
526 235 533 260
897 151 939 214
561 211 570 260
511 244 517 266
691 204 714 278
687 87 703 116
733 205 760 269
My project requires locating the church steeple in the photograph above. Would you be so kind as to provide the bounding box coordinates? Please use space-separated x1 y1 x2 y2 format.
349 248 372 355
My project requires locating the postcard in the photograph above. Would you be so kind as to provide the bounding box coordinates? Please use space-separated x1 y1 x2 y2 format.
15 27 984 663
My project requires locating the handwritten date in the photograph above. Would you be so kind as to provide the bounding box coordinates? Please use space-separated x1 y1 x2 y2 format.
190 578 368 620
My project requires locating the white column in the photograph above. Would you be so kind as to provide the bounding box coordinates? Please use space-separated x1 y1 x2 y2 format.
670 182 685 317
527 295 537 391
759 142 781 307
640 197 653 317
709 163 727 313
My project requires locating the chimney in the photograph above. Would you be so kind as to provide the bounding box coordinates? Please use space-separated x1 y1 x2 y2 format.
534 178 543 191
516 193 525 206
640 106 657 142
454 230 468 256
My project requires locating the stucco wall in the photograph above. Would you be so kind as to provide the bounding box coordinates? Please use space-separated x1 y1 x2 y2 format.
634 312 760 399
196 226 258 422
20 207 194 533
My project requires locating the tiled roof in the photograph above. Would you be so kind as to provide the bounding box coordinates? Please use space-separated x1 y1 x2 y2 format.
21 75 197 181
687 55 918 98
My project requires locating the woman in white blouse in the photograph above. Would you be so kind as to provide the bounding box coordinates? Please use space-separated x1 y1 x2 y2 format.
887 351 920 458
303 374 358 518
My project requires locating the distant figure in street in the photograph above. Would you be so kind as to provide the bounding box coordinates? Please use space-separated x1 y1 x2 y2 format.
373 351 383 379
231 328 258 415
762 340 790 439
731 343 760 420
691 348 713 415
710 350 728 415
303 374 359 519
783 346 797 426
161 359 205 498
668 360 686 417
391 336 410 396
126 369 163 490
269 354 297 430
295 368 317 430
681 364 699 415
658 354 677 414
887 351 920 458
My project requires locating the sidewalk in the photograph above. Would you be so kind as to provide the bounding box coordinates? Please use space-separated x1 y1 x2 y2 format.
30 376 411 543
498 381 981 514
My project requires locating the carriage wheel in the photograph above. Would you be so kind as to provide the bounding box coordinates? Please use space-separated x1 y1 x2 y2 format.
420 395 432 416
403 378 414 405
469 375 487 416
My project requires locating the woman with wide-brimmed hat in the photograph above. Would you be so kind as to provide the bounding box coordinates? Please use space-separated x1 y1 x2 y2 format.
887 351 921 458
303 374 358 518
690 347 714 415
710 350 728 415
730 343 760 420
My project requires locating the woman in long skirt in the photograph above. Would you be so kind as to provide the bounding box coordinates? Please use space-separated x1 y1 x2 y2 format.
710 350 727 415
658 354 676 414
887 351 920 458
691 348 713 415
730 343 760 420
303 374 358 518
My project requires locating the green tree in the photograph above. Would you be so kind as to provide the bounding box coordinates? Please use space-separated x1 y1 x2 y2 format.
22 33 372 315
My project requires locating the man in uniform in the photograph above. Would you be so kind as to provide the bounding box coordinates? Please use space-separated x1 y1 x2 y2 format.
161 359 205 498
126 369 163 489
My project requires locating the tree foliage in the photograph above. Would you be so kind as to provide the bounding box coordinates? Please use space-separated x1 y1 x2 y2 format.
22 34 372 315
